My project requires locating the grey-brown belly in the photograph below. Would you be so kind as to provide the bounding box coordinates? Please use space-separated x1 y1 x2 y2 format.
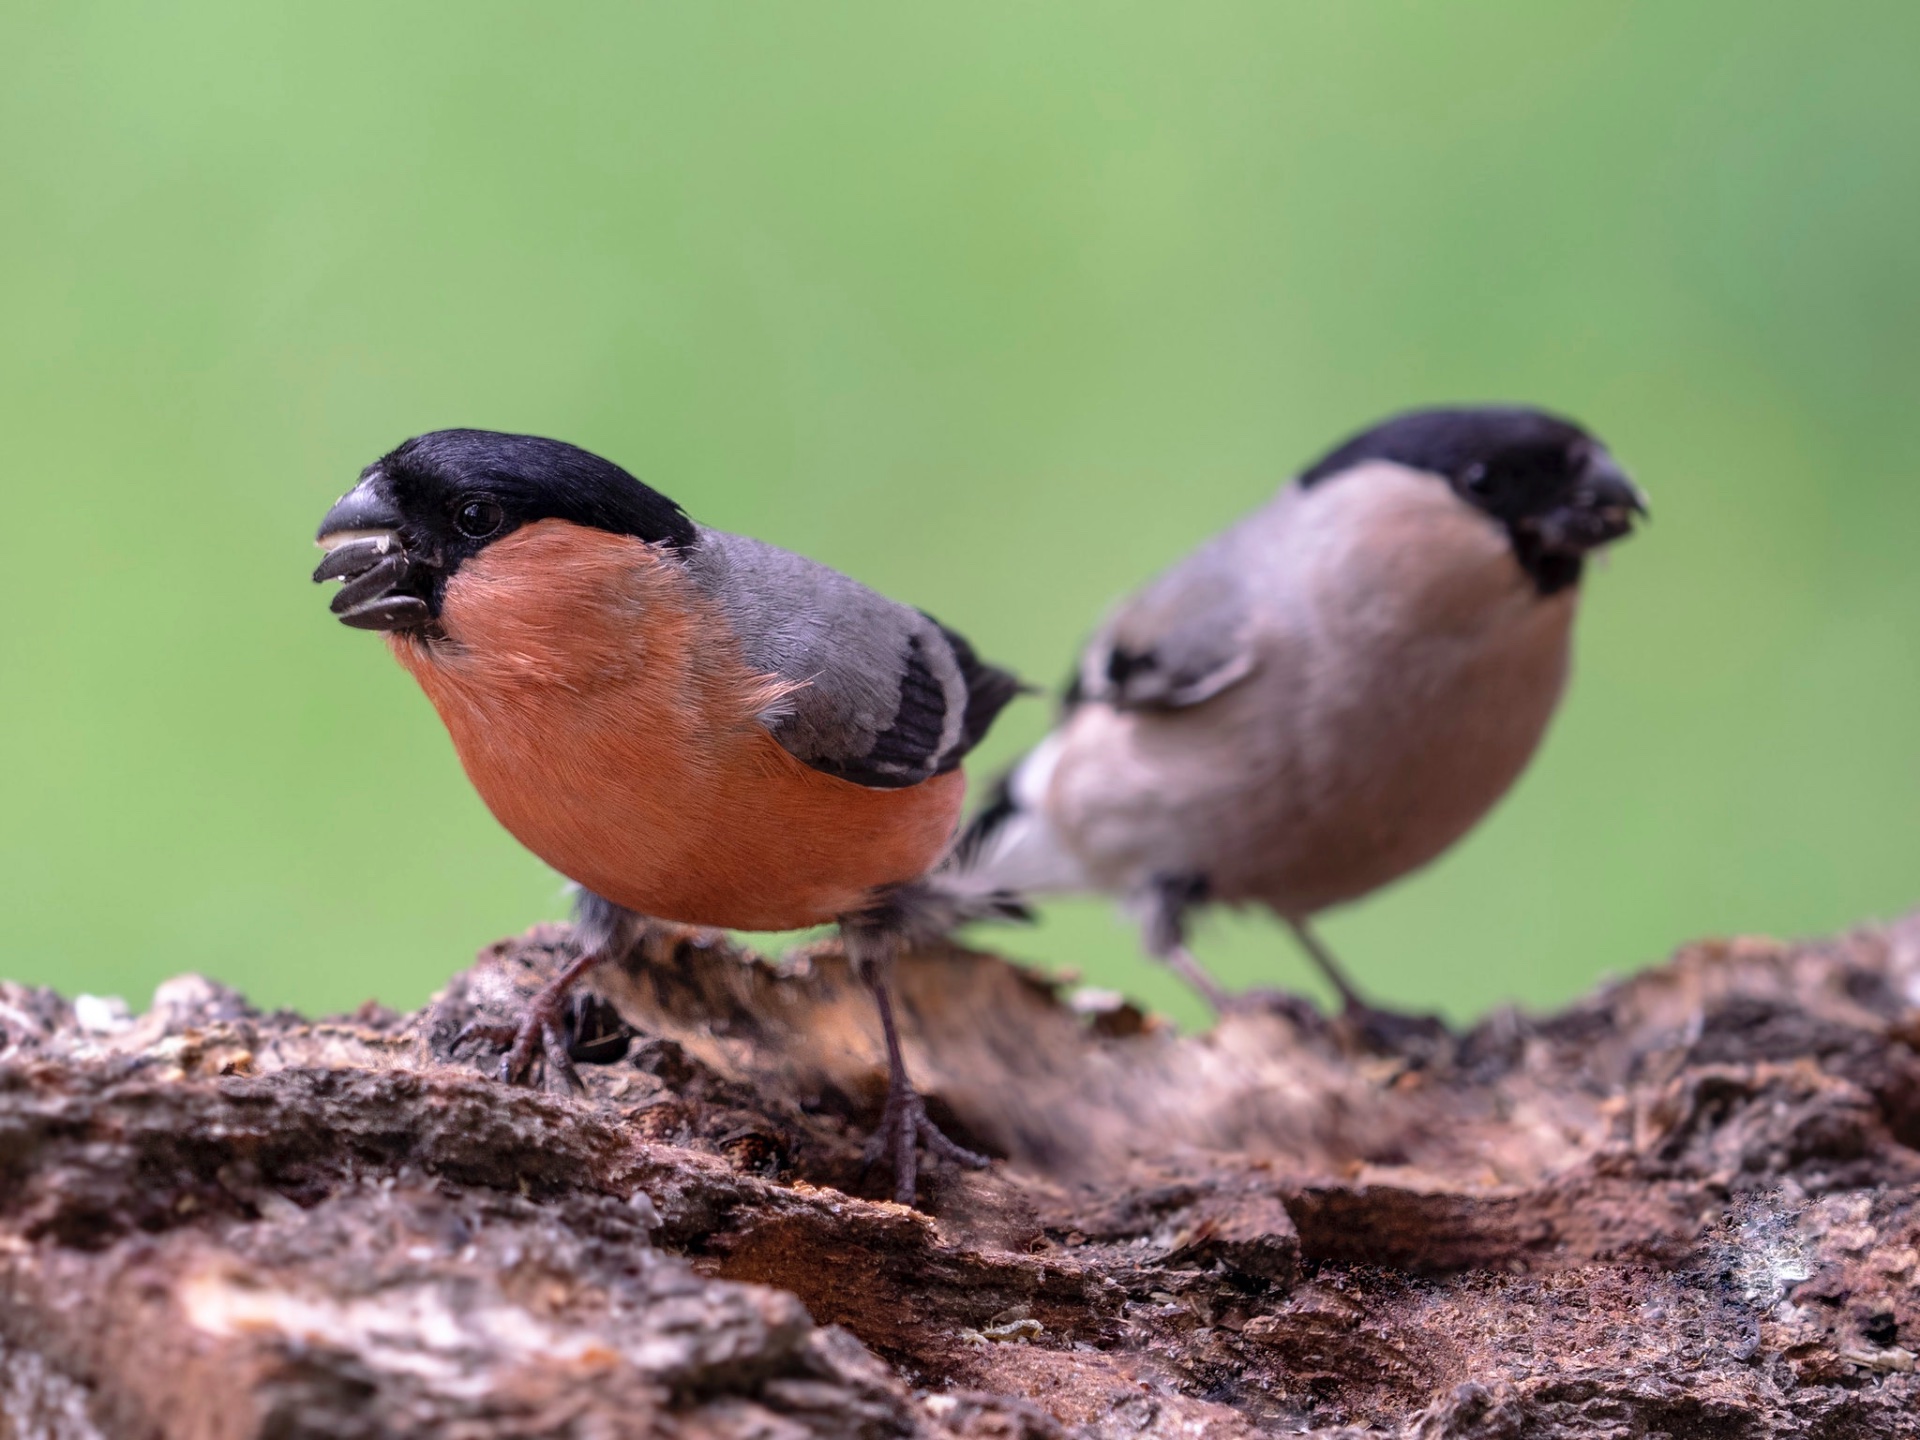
1050 597 1574 919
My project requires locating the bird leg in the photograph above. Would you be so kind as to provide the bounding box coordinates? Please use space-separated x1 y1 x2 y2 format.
1138 874 1248 1013
1162 944 1235 1012
1158 942 1325 1032
1283 917 1370 1013
844 919 989 1205
1140 880 1447 1051
454 947 604 1092
455 892 643 1094
1284 917 1450 1053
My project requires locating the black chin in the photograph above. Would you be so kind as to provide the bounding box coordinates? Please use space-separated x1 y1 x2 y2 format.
313 538 435 633
1509 503 1638 595
1531 504 1639 553
1512 544 1584 596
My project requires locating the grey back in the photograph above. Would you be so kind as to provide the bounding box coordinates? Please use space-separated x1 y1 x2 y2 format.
686 527 1021 788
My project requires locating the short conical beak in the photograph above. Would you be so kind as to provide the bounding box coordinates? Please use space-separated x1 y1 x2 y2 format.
312 472 432 632
316 473 404 547
1584 449 1649 519
1522 447 1647 561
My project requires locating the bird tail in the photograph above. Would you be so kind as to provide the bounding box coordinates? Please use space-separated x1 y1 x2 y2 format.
930 733 1093 927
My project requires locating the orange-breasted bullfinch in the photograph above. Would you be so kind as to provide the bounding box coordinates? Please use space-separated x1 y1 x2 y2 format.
313 429 1022 1203
941 405 1645 1034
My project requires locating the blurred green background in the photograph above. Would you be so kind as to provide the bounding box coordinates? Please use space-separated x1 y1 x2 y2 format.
4 2 1918 1029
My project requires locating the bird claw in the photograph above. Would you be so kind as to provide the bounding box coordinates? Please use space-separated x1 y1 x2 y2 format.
1214 986 1325 1028
1215 988 1449 1056
540 1012 584 1094
452 1019 518 1052
453 999 584 1095
863 1084 989 1206
1337 1001 1451 1058
918 1111 991 1169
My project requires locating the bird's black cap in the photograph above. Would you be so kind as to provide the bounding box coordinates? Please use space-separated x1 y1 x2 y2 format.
1299 406 1594 491
1299 405 1646 593
313 430 697 632
325 429 696 553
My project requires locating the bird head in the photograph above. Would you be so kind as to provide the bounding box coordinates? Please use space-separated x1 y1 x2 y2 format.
313 430 694 632
1300 406 1648 594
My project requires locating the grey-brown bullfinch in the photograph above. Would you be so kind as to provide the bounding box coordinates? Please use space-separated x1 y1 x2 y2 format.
313 429 1022 1204
941 405 1646 1035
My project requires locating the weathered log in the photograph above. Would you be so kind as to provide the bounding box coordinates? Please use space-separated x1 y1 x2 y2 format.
2 914 1919 1437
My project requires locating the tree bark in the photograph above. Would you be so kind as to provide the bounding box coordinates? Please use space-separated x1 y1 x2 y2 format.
2 914 1919 1437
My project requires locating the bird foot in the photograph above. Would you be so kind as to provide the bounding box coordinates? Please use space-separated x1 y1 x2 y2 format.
1213 988 1450 1057
1213 986 1327 1029
1335 1001 1451 1058
862 1084 989 1206
453 986 584 1095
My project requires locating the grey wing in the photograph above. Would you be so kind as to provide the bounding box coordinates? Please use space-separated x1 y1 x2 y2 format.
1071 527 1259 711
685 528 1023 787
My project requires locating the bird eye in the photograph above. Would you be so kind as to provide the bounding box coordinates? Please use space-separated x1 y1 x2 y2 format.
1460 463 1492 495
453 498 505 539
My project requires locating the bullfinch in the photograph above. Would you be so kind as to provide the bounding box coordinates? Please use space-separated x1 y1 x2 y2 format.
942 405 1645 1031
313 430 1021 1203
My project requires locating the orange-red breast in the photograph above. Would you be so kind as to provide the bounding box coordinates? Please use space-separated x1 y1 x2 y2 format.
315 429 1021 1202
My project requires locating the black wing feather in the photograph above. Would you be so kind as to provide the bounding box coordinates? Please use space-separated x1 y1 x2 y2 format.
852 635 949 781
805 624 1024 789
950 767 1019 867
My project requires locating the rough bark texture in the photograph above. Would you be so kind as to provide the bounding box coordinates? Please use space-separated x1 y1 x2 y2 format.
4 913 1920 1437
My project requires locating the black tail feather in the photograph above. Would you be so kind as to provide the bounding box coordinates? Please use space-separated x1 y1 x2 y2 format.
932 620 1031 762
950 765 1022 870
853 877 1034 944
